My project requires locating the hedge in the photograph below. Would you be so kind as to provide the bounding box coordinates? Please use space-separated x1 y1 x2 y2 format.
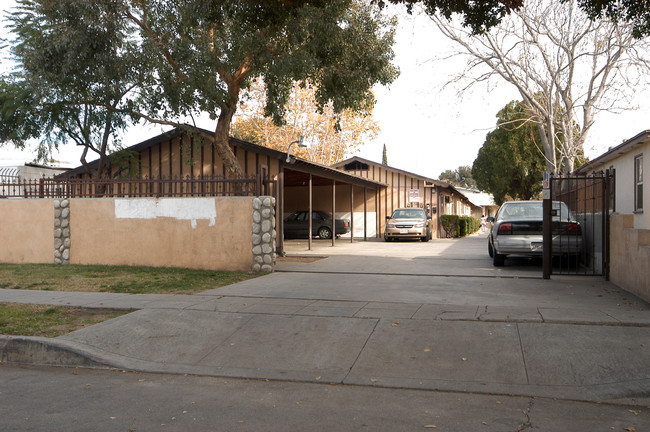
440 215 481 238
440 215 459 238
458 216 481 237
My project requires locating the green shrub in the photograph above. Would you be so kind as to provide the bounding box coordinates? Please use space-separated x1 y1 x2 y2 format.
440 215 459 238
458 216 481 237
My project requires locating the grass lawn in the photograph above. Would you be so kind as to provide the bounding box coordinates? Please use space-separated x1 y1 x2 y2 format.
0 264 257 295
0 302 130 337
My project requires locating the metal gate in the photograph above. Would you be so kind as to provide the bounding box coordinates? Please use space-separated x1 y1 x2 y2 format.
544 171 613 277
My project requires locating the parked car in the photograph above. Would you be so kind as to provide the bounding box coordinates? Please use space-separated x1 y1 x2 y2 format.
384 208 432 242
284 210 351 239
487 200 583 266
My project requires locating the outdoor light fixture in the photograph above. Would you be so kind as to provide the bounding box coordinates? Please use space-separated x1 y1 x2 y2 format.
286 136 306 163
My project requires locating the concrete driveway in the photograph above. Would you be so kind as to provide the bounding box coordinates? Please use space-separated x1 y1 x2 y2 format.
2 232 649 404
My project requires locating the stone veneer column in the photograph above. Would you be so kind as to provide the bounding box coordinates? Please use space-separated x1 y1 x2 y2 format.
251 196 277 273
53 199 71 265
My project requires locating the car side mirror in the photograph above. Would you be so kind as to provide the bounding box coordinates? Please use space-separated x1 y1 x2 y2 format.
386 216 391 220
486 217 494 223
427 216 432 220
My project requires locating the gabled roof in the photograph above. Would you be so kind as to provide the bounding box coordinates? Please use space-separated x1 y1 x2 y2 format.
59 126 385 188
332 156 474 204
576 130 650 174
455 187 497 208
333 156 452 188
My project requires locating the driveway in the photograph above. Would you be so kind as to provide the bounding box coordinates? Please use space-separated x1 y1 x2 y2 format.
230 232 644 311
2 232 649 404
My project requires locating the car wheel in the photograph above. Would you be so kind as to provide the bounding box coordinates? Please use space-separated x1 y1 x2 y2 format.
421 231 430 242
493 252 505 267
318 226 332 239
488 241 494 258
384 236 391 242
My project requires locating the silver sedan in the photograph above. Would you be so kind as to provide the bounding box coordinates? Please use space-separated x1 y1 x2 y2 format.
487 201 583 266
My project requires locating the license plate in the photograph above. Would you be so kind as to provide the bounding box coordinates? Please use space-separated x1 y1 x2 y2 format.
531 242 543 251
400 229 409 234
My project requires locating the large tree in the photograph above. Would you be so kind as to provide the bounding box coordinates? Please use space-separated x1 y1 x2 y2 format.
231 79 379 166
472 101 548 204
438 165 477 188
122 0 397 177
430 0 650 175
2 0 398 178
1 0 140 178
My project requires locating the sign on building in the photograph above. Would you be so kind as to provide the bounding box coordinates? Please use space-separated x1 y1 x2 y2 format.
409 188 419 203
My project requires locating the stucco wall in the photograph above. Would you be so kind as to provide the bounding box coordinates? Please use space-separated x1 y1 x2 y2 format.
0 197 274 272
0 200 53 264
609 214 650 303
70 197 253 271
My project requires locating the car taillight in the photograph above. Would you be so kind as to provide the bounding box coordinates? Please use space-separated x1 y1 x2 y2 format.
343 221 349 227
498 223 512 234
568 223 581 234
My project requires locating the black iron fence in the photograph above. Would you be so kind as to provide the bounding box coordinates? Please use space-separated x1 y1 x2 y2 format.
546 171 613 277
0 175 275 199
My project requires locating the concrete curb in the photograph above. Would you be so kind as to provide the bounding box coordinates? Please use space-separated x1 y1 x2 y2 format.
3 328 650 406
0 335 111 369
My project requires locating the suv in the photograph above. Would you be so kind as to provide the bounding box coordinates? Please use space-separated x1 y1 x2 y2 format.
384 208 432 242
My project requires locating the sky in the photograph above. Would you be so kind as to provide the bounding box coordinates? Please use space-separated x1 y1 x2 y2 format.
1 2 649 180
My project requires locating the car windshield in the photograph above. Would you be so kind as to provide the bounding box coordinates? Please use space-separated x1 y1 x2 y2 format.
392 209 426 219
497 202 573 221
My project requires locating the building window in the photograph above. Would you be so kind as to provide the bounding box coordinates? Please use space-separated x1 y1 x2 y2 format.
635 155 643 211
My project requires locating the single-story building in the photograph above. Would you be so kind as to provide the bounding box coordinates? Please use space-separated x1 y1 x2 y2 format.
575 129 649 302
455 187 499 219
58 127 386 253
0 163 70 197
332 156 480 238
57 127 483 249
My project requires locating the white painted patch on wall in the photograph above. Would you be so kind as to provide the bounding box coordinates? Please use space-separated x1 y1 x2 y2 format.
115 198 217 228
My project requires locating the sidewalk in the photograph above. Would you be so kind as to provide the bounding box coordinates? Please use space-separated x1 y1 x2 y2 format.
2 235 649 405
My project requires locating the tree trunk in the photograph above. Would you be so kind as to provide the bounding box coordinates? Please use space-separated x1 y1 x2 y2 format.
214 80 245 179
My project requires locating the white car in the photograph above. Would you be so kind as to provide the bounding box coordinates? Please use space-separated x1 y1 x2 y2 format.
487 201 583 266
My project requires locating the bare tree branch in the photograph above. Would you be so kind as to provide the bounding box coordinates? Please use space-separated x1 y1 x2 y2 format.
429 0 650 174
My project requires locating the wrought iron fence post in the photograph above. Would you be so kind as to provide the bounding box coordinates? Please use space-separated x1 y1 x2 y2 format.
543 177 552 279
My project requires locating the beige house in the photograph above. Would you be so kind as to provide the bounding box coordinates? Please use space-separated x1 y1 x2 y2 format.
576 129 649 302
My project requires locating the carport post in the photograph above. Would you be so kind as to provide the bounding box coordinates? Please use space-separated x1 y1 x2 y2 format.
364 187 367 241
308 173 312 251
278 168 285 256
332 180 336 247
350 184 354 243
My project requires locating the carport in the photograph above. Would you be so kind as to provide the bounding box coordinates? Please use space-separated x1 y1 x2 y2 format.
278 159 386 254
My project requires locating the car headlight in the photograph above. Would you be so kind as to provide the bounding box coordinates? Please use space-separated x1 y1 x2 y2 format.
387 223 396 228
414 222 424 228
